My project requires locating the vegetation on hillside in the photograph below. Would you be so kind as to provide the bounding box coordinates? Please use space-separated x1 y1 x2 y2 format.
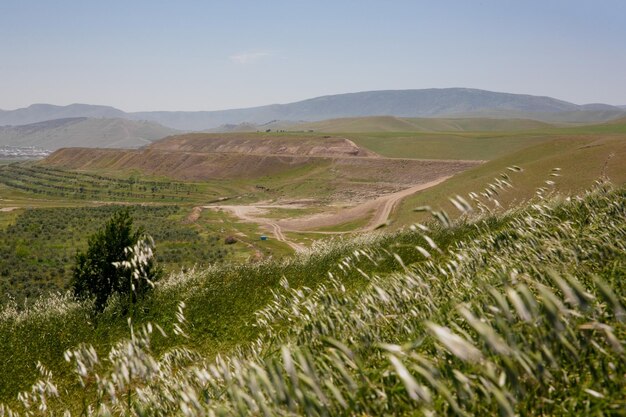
0 178 624 415
339 117 626 161
0 205 232 304
0 164 202 202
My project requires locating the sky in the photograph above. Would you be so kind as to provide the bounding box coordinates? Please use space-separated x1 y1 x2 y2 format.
1 0 625 111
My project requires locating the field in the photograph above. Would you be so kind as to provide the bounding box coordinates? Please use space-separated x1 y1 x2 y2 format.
346 131 552 160
0 204 297 305
0 164 204 202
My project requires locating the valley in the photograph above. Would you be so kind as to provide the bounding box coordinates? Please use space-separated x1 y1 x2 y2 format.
0 130 481 303
1 117 625 308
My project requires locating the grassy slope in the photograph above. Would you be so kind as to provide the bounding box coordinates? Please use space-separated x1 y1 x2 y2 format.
291 115 556 133
0 195 514 402
319 117 626 161
346 131 553 160
393 135 626 227
0 183 624 415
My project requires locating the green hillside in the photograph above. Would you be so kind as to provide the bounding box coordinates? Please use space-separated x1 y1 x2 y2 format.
346 131 551 160
293 115 555 133
393 135 626 227
1 181 624 415
342 117 624 161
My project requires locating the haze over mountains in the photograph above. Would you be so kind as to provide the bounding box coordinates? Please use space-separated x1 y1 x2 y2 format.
2 89 624 132
0 117 179 150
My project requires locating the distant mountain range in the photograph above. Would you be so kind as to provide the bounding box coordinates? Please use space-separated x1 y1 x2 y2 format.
0 117 179 150
1 88 624 131
0 104 125 126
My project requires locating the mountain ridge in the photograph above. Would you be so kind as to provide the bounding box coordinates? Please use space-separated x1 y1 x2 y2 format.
1 88 624 130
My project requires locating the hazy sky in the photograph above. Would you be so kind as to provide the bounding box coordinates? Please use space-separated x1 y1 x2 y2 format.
2 0 625 111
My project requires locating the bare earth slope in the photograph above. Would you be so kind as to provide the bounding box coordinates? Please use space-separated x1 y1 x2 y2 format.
42 133 385 180
43 146 476 182
40 132 479 186
150 133 378 157
42 148 329 180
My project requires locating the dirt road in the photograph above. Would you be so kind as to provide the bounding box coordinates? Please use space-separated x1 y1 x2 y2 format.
204 204 307 252
278 176 451 232
203 175 451 251
363 176 451 230
269 221 305 252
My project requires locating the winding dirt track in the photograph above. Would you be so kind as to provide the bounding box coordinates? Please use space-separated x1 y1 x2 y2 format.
269 221 305 252
203 204 307 252
276 176 452 233
363 176 451 230
204 175 451 251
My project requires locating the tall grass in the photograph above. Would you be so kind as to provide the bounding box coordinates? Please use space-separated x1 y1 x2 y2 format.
1 180 624 415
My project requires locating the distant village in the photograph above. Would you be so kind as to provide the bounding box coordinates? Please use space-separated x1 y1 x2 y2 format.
0 146 51 159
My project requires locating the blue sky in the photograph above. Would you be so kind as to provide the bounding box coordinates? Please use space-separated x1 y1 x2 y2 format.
1 0 625 111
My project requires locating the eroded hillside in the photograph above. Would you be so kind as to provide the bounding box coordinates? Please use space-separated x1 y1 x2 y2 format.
39 133 479 185
149 133 378 157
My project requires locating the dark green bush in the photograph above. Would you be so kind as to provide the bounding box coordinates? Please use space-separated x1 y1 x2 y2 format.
72 210 160 312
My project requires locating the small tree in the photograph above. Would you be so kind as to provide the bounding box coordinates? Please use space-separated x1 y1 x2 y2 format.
72 209 160 312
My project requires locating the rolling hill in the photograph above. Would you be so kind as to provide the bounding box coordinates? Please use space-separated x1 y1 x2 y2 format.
394 133 626 227
3 89 624 130
286 116 555 132
0 104 125 126
0 117 179 150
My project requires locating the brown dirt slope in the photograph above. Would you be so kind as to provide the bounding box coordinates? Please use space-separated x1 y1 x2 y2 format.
41 148 328 180
150 132 378 157
41 147 479 183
